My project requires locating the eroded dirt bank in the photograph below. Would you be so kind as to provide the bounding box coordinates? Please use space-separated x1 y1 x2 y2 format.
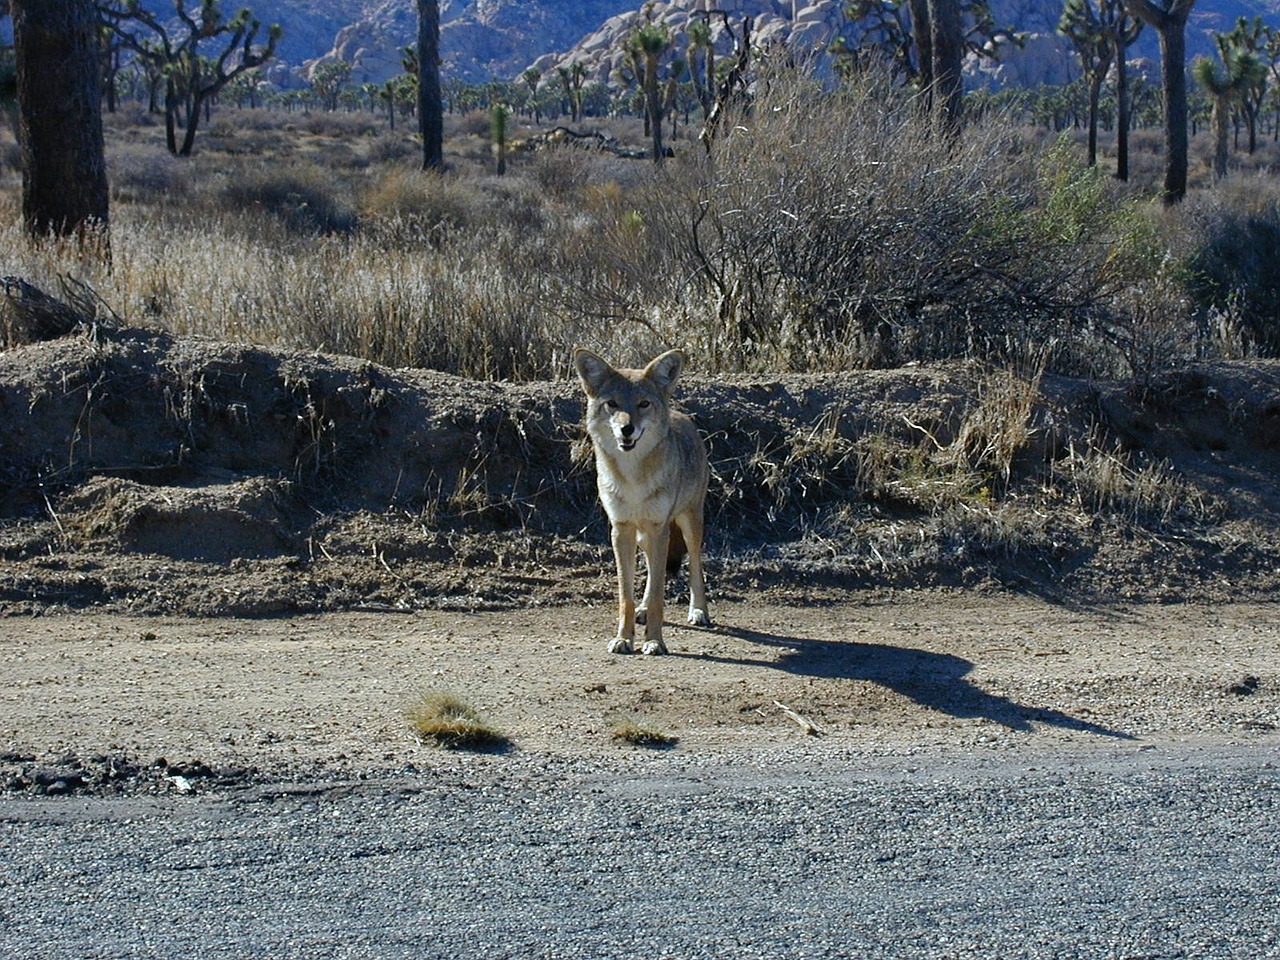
4 325 1280 617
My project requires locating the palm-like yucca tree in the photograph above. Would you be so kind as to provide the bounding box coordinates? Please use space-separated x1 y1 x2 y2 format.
1218 17 1269 154
687 17 715 118
1192 46 1266 179
632 22 671 162
1059 0 1114 168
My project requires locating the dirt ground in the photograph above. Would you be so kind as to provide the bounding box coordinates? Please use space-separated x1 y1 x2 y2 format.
3 321 1280 793
2 593 1277 794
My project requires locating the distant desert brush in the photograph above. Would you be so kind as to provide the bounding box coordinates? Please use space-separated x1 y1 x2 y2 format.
406 692 509 751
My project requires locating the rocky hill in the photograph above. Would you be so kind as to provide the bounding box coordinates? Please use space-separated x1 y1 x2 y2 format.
306 0 638 84
526 0 1280 91
127 0 1279 89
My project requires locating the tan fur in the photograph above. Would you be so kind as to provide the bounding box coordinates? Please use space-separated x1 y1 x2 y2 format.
574 348 711 655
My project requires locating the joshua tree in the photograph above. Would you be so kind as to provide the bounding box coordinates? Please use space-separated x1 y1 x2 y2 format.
1216 17 1269 154
1192 45 1265 179
1100 0 1143 180
491 102 510 175
102 0 280 157
632 22 672 162
11 0 109 245
553 62 587 122
1059 0 1114 167
687 16 715 118
310 59 351 112
521 66 542 122
844 0 1017 127
1124 0 1196 204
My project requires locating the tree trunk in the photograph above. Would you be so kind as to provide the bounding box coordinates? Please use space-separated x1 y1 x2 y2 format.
11 0 109 244
1115 47 1131 180
179 92 204 157
1124 0 1193 202
418 0 444 170
645 53 664 162
928 0 963 131
1156 21 1188 203
164 77 180 155
1210 93 1229 179
909 0 933 91
1087 78 1101 166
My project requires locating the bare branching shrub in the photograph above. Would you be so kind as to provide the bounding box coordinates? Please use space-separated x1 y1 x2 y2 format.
575 69 1135 374
5 74 1275 388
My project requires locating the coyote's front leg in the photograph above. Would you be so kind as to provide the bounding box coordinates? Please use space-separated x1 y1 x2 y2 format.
609 522 637 654
635 520 669 655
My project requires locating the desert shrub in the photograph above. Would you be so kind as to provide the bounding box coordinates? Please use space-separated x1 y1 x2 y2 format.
610 721 677 747
219 163 359 235
366 131 419 165
529 144 596 199
1183 199 1280 357
108 145 196 202
1056 428 1222 530
359 169 546 250
573 68 1139 375
300 110 381 139
359 168 479 243
455 109 495 137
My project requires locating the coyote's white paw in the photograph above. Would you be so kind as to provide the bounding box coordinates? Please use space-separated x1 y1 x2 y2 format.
609 637 634 655
641 639 668 656
688 608 711 627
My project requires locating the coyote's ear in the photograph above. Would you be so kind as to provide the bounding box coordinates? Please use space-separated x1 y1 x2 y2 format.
644 349 685 395
574 348 614 396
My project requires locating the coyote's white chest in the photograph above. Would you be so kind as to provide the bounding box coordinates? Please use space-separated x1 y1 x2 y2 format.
595 445 678 524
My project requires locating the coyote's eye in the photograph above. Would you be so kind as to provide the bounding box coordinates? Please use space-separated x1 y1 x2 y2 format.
637 400 651 409
604 400 618 410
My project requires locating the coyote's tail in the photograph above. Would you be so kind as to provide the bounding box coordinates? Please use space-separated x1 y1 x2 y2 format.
666 521 687 574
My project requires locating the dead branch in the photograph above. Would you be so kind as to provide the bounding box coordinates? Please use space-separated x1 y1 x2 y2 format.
699 14 754 152
774 700 823 736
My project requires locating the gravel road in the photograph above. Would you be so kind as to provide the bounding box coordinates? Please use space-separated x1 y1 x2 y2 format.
4 742 1278 960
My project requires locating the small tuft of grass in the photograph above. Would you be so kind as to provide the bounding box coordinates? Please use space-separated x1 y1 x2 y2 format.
609 721 678 749
406 692 509 751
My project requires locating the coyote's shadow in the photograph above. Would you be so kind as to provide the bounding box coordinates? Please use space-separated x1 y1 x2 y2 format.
697 625 1133 739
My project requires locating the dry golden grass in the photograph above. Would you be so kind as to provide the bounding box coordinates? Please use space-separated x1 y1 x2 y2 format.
406 692 509 751
609 720 678 748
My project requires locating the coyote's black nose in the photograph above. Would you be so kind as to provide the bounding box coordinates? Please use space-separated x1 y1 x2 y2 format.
620 423 635 438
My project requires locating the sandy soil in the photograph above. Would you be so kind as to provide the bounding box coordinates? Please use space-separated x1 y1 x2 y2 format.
3 593 1277 793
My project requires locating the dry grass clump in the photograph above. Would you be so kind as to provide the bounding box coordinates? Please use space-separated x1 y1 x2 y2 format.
1057 429 1222 529
609 721 678 748
406 692 509 751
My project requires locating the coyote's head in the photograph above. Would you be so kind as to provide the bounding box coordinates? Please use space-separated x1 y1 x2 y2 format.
574 349 685 456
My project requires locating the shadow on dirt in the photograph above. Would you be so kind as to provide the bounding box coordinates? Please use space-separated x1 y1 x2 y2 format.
702 626 1134 740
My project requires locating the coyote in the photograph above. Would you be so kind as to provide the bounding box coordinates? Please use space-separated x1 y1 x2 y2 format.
574 348 711 655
